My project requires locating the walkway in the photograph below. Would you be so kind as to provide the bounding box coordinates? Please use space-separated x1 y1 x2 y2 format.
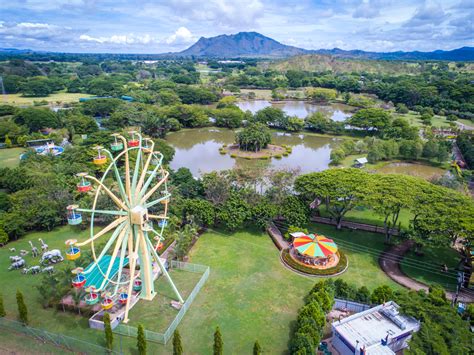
379 240 474 303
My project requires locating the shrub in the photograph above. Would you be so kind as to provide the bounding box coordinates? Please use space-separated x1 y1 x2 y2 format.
173 330 183 355
213 326 223 355
103 312 113 350
274 154 282 159
137 324 146 355
371 285 394 304
253 340 262 355
16 289 28 325
0 293 5 317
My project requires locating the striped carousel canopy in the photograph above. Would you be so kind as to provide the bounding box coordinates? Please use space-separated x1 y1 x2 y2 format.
292 233 338 258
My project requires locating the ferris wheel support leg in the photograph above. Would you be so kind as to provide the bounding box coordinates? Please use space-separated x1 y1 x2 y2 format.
146 237 184 304
138 228 156 301
123 227 142 324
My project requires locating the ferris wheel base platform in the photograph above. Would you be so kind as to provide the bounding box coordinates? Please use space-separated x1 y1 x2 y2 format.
84 255 130 289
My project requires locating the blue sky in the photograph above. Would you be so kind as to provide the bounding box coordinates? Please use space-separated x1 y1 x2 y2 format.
0 0 472 53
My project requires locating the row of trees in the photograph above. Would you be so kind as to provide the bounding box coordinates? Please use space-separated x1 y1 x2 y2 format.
294 168 474 246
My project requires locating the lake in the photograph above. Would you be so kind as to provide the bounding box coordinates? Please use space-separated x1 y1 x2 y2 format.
236 100 353 122
166 127 342 176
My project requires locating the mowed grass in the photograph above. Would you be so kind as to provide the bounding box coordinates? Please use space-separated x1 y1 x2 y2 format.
394 111 451 128
3 92 91 106
0 147 24 168
173 227 399 354
401 245 460 291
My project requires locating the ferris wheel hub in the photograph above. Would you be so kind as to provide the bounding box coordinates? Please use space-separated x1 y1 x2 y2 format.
130 205 149 225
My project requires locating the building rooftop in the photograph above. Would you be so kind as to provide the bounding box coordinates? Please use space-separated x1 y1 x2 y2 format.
332 301 420 352
355 157 368 164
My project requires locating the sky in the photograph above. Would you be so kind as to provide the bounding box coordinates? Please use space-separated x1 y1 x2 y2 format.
0 0 472 53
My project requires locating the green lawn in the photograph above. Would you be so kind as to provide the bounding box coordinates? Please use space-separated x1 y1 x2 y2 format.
0 147 24 168
401 245 460 291
394 111 451 128
0 223 460 353
3 92 91 106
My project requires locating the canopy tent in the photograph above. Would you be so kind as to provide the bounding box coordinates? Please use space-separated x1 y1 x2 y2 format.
292 233 338 258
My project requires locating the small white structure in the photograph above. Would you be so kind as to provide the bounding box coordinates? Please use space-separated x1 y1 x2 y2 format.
331 301 420 355
354 157 368 168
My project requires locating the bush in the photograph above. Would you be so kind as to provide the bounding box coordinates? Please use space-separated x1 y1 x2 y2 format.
281 249 348 276
173 330 183 355
16 289 28 325
103 312 113 350
371 285 394 304
274 154 282 159
0 293 5 317
137 324 146 355
213 326 223 355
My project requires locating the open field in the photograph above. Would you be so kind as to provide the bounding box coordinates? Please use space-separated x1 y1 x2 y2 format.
2 92 91 106
0 147 24 168
0 223 462 353
394 111 451 128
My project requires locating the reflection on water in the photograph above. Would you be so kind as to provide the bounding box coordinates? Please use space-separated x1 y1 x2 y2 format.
166 128 341 176
236 100 352 122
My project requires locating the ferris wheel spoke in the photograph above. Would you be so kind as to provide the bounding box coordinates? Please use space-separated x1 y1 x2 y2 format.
131 133 143 202
113 226 131 295
135 148 154 201
140 171 170 204
76 216 127 247
148 214 168 220
83 220 127 276
106 150 130 208
97 223 130 291
146 236 184 303
145 193 171 209
85 175 128 211
77 208 128 217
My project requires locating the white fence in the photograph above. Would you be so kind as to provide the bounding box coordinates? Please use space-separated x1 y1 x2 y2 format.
114 260 210 345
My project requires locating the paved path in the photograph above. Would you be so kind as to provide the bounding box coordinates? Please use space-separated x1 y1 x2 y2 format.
379 240 473 303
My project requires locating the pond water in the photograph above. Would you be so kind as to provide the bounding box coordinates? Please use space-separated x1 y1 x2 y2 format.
236 100 352 122
166 128 342 176
376 162 445 180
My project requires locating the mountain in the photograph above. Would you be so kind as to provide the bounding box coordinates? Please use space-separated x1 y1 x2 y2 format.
177 32 473 61
178 32 308 58
311 46 474 61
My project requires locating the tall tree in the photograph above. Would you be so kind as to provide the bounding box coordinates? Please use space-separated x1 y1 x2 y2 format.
16 289 28 325
173 330 183 355
0 293 5 317
295 168 370 229
137 324 147 355
253 340 262 355
103 312 113 351
213 326 223 355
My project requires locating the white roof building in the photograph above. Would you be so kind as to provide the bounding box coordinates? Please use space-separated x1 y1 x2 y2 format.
355 157 368 165
332 301 420 355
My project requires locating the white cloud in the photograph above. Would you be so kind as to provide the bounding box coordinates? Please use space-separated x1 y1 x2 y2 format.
166 27 195 45
79 33 160 45
0 22 78 42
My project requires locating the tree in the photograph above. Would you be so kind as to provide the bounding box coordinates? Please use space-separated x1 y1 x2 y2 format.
347 108 391 132
14 108 60 132
253 340 262 355
286 116 305 132
395 103 409 114
254 106 286 126
213 326 223 355
137 324 147 355
236 123 272 152
182 199 215 226
21 77 54 97
103 312 113 351
16 289 28 324
355 286 371 303
367 175 419 242
371 285 393 304
281 195 309 227
173 330 183 355
0 293 5 317
306 112 331 133
306 88 337 102
4 135 12 148
251 199 278 230
295 169 370 229
217 192 250 230
213 107 244 128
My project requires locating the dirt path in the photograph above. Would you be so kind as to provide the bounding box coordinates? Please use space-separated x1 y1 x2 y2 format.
379 240 473 303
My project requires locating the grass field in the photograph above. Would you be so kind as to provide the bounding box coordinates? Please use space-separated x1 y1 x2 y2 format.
0 147 24 168
394 111 451 128
0 223 460 353
3 92 91 106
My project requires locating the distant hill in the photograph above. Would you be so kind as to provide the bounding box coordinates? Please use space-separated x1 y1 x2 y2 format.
177 32 308 58
177 32 473 61
312 46 474 61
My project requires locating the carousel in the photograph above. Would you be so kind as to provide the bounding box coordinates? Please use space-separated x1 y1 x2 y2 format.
289 232 339 269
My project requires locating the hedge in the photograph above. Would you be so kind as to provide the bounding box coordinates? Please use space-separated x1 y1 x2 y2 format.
281 249 348 276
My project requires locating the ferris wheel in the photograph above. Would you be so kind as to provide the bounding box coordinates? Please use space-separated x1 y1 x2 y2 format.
65 131 183 323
